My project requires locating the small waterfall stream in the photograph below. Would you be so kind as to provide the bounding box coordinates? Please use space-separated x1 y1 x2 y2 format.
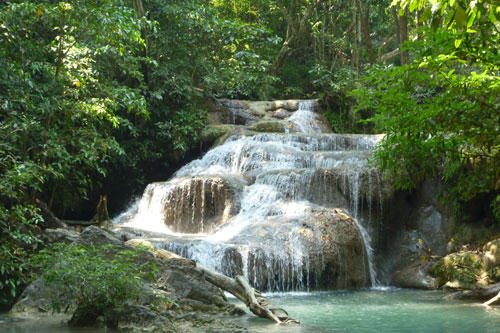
116 100 389 291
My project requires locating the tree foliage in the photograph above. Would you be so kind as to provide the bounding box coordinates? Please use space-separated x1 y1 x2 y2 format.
353 1 500 221
30 243 158 325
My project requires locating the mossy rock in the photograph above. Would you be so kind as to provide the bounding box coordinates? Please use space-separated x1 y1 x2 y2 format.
249 121 285 133
201 125 238 147
429 251 487 289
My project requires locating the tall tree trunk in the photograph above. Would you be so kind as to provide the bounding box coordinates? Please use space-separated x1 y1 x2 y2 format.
352 0 358 75
399 9 409 65
391 5 409 65
356 0 375 64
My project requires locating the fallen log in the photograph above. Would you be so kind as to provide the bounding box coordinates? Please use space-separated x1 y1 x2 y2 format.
197 265 299 324
483 291 500 306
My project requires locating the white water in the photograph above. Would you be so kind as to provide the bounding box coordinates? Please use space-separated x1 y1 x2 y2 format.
116 100 387 291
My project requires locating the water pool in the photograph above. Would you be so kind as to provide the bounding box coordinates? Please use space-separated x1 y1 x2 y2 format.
235 288 500 332
2 289 499 332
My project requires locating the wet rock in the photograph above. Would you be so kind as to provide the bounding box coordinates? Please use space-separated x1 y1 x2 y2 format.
201 124 238 147
391 263 439 290
230 208 372 290
249 121 285 133
10 277 76 316
272 108 291 119
141 176 245 234
114 305 171 332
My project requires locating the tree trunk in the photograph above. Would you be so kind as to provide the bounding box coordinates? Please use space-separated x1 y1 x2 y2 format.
483 291 500 306
352 0 359 76
197 265 300 324
91 195 110 224
356 0 375 64
391 5 409 65
399 9 409 65
132 0 145 18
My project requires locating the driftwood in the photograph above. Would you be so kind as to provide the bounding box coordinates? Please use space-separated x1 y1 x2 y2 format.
197 265 299 324
483 291 500 306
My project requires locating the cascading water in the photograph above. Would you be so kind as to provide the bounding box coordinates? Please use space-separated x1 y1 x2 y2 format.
117 100 390 291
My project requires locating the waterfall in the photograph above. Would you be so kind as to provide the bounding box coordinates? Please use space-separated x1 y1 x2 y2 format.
116 100 388 291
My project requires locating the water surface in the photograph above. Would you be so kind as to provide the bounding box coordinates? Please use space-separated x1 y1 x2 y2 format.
235 288 500 332
2 289 499 332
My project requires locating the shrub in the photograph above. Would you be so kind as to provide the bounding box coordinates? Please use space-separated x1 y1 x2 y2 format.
31 243 158 326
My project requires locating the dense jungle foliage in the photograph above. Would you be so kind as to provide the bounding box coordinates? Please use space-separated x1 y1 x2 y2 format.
1 0 499 307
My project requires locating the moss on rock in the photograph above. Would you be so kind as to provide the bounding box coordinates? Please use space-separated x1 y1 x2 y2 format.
249 121 285 133
201 125 238 147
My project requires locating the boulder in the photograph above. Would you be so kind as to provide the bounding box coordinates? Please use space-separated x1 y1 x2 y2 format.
230 207 372 290
140 176 245 234
78 225 123 247
272 108 292 119
265 100 301 112
391 263 439 290
41 228 80 244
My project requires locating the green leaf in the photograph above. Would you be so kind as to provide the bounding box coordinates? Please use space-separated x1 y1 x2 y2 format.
454 6 467 29
489 6 497 23
454 38 462 48
420 7 432 22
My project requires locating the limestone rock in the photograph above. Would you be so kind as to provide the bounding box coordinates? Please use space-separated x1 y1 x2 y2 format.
228 207 372 290
249 121 285 133
41 228 80 244
141 176 244 234
391 263 439 290
265 100 301 112
78 225 123 247
270 108 290 119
